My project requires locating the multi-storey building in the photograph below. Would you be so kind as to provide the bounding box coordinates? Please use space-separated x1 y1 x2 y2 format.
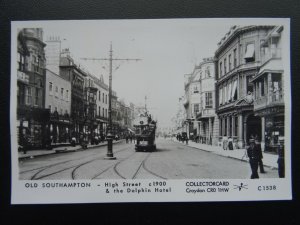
84 74 98 144
17 28 48 148
251 26 285 152
215 25 274 148
93 74 109 138
59 50 86 142
45 69 72 144
196 57 219 145
183 67 201 139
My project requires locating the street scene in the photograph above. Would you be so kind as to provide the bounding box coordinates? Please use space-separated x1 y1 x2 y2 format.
19 138 278 180
14 19 288 180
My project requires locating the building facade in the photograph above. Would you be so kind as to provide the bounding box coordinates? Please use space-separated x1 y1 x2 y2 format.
196 57 219 145
93 74 109 139
251 26 284 152
17 28 49 148
183 67 201 139
59 51 86 142
215 25 274 148
45 69 72 144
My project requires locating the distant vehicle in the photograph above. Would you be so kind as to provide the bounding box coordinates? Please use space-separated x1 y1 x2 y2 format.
134 112 157 152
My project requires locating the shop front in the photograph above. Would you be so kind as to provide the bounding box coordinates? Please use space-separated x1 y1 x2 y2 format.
17 106 50 149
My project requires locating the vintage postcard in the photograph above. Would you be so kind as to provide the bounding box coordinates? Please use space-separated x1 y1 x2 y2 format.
11 18 292 204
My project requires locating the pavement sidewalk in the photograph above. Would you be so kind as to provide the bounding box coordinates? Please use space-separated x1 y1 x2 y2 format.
173 138 278 169
18 140 123 160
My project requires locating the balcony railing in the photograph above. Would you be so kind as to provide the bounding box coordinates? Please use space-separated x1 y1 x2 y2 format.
254 90 284 110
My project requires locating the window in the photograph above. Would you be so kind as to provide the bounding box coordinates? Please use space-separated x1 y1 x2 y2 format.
102 93 104 103
102 108 104 117
61 88 64 98
244 43 255 63
49 82 53 94
193 85 199 93
35 88 39 105
205 66 211 77
231 80 238 101
98 106 101 116
66 90 69 101
105 95 107 104
246 76 254 93
18 52 25 71
25 87 32 105
194 104 199 114
220 62 223 77
234 116 238 136
105 109 108 117
55 86 58 97
99 91 101 101
260 80 265 97
219 87 223 105
205 92 213 108
228 54 232 71
233 48 237 68
224 58 227 74
224 84 227 103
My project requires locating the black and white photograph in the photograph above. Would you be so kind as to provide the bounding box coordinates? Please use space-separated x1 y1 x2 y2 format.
10 18 292 203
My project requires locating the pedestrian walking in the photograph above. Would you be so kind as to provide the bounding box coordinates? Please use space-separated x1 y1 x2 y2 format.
125 134 129 143
246 138 260 179
129 134 133 143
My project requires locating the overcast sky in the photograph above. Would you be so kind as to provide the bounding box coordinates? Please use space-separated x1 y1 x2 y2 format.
17 18 287 128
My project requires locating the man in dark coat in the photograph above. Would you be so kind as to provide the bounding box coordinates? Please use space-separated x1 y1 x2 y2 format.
256 141 265 173
247 139 260 179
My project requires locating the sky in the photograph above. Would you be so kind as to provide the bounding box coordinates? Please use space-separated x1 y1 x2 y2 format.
18 18 287 128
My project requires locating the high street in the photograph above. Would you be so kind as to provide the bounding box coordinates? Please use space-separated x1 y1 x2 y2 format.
19 138 278 180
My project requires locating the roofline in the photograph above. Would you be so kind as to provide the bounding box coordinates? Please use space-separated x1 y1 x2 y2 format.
215 25 275 57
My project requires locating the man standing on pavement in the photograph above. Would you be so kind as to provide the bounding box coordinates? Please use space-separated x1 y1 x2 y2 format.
246 138 260 179
256 140 265 173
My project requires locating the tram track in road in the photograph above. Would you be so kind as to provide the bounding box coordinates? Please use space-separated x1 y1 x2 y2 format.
112 150 167 180
30 146 130 180
72 145 136 179
92 151 137 179
21 141 125 175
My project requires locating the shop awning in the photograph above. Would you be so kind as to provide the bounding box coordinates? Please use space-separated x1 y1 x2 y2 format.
231 80 237 99
244 43 255 59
